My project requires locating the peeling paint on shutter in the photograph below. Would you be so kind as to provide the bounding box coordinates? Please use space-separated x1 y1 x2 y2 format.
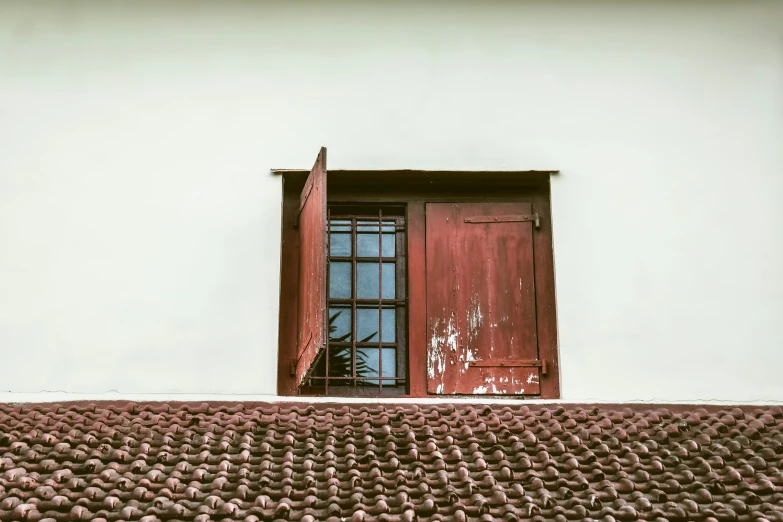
425 201 540 395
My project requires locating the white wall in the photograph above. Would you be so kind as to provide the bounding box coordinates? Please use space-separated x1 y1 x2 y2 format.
1 0 781 402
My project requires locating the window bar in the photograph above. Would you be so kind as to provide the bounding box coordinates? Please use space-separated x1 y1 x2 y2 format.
329 257 395 262
395 214 406 388
351 216 358 387
325 208 331 394
378 208 383 391
328 298 406 305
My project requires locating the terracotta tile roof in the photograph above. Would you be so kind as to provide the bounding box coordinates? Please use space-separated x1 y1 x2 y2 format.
1 402 782 522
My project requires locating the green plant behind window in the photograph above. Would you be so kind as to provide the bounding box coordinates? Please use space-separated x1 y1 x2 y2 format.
310 311 375 382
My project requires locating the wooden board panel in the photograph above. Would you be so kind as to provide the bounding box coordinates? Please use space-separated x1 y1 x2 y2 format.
425 202 540 395
276 172 305 395
531 191 560 399
295 148 328 387
406 202 427 397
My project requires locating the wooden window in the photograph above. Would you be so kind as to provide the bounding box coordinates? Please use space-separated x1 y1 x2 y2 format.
278 148 560 398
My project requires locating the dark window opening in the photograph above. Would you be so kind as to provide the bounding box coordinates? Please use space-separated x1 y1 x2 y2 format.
305 206 407 395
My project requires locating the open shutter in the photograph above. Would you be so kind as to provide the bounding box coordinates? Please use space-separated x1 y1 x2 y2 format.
425 201 541 395
295 147 328 387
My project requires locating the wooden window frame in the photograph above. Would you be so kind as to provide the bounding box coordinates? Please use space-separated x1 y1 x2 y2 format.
277 170 560 399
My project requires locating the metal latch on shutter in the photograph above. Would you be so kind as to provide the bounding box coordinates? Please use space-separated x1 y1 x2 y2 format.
469 359 548 376
464 214 540 228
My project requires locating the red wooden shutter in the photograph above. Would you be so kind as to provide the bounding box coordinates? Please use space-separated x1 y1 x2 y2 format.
425 201 541 395
295 147 328 387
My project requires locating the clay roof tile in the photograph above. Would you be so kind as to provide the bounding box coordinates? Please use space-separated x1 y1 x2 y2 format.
1 402 782 521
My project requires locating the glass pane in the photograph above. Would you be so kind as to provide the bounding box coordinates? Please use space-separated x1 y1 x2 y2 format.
357 231 379 257
356 308 378 342
311 345 355 380
356 307 396 342
329 219 352 232
356 263 378 299
329 262 351 298
358 231 395 257
357 220 394 230
327 346 353 377
382 263 395 299
355 348 396 385
328 306 351 341
356 220 395 257
382 233 395 257
356 262 395 299
329 232 351 257
356 348 380 377
357 221 380 232
381 307 396 342
381 348 396 378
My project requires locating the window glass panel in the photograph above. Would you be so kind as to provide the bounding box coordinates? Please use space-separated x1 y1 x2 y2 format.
328 346 353 377
356 308 378 342
381 307 396 342
310 345 355 380
356 263 378 298
356 308 397 343
382 262 395 299
329 219 352 232
356 348 380 377
382 233 395 257
358 227 395 257
330 232 351 257
355 349 396 385
329 262 351 298
328 306 351 341
357 220 394 230
356 262 395 299
381 348 396 378
355 307 395 343
357 222 380 232
357 231 379 257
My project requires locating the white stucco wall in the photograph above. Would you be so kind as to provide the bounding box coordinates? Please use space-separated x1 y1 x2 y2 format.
1 1 781 403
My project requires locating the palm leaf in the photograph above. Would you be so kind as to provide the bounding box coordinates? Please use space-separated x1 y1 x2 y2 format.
310 310 378 382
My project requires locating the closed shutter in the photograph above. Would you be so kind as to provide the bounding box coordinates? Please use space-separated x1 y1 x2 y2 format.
425 201 542 395
295 147 328 387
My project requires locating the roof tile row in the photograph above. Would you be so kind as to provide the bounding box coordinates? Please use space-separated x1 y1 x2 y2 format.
1 402 782 521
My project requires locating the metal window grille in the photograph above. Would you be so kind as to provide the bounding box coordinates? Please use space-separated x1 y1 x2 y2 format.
307 207 407 395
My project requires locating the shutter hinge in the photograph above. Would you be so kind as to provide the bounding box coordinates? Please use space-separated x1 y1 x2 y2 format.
464 213 540 228
289 360 296 376
469 359 548 375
